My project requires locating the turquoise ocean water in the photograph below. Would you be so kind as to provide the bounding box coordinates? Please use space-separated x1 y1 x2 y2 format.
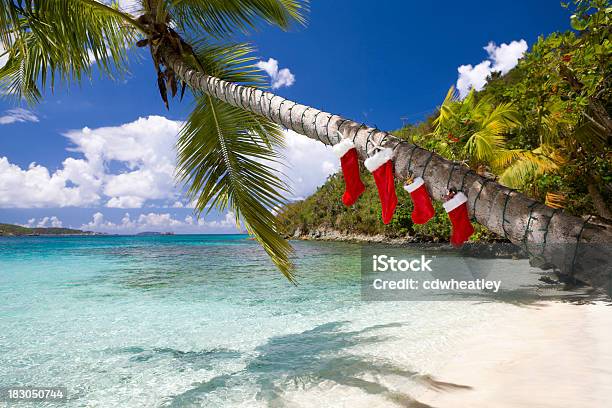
1 235 544 407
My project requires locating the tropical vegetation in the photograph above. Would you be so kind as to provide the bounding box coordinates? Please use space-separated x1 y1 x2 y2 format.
426 0 611 217
0 223 91 236
279 0 611 240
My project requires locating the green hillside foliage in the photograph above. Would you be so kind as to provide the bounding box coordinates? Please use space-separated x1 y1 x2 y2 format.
472 0 611 215
0 223 32 235
277 171 497 242
277 0 611 240
0 223 88 236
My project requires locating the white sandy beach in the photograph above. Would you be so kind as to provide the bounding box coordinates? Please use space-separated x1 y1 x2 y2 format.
417 301 612 408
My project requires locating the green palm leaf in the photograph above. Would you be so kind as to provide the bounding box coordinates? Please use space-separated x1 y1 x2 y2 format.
190 39 267 86
490 149 524 170
499 151 558 188
1 1 306 281
0 1 21 47
464 128 505 161
168 0 308 38
177 40 294 280
0 0 138 102
433 85 459 130
177 94 295 281
499 159 539 189
483 102 520 128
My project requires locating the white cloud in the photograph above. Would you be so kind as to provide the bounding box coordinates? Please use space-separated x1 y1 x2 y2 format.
0 117 338 209
0 108 39 125
277 130 338 200
0 157 101 208
66 116 180 208
0 116 180 208
456 40 527 98
80 211 238 233
0 43 7 68
116 0 141 14
22 216 63 228
456 61 492 98
106 195 145 208
84 212 107 228
39 216 63 228
100 0 141 16
196 211 236 229
256 58 295 89
484 41 528 74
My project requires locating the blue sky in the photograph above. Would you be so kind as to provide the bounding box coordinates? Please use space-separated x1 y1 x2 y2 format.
0 0 571 233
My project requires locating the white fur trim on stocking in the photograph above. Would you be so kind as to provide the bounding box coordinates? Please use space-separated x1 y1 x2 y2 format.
332 138 356 158
364 148 394 172
443 192 468 212
403 177 424 193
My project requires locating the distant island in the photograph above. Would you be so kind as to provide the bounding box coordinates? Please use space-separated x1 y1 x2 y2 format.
136 231 175 236
0 223 100 236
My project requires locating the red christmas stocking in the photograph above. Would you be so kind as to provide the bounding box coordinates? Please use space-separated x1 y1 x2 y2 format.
333 138 365 206
365 148 398 224
443 192 474 246
403 177 435 224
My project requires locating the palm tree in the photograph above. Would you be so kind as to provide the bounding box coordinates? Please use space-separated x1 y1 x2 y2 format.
432 88 572 210
0 0 305 280
498 98 611 219
432 86 520 171
1 0 610 289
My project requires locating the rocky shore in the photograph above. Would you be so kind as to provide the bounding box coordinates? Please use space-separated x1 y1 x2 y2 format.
289 226 417 244
288 227 528 259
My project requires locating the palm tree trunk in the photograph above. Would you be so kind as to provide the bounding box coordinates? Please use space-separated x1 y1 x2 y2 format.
587 183 612 221
160 46 612 292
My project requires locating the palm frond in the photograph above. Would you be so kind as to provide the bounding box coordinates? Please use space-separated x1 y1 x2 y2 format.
462 88 477 108
0 0 139 102
191 39 266 87
545 192 566 209
464 128 505 161
470 94 494 120
539 100 574 144
168 0 308 38
499 151 558 189
490 149 525 170
177 94 295 281
0 29 46 102
0 0 21 48
484 102 520 128
499 158 539 189
109 0 144 16
433 85 459 131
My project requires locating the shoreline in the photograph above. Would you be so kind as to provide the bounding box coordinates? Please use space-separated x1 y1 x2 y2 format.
416 301 612 407
287 226 512 245
288 227 531 260
288 226 417 244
